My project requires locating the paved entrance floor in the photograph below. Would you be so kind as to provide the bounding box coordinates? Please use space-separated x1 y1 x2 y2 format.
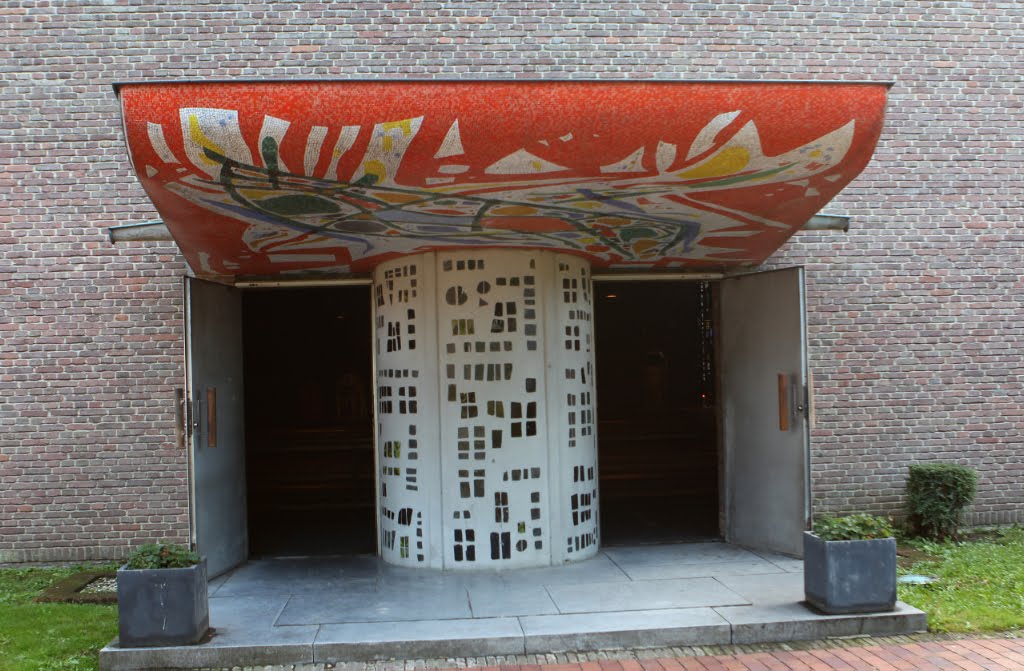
100 542 926 670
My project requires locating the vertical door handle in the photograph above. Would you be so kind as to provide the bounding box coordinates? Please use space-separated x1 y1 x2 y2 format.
174 388 186 449
777 373 790 431
206 387 217 448
191 398 201 445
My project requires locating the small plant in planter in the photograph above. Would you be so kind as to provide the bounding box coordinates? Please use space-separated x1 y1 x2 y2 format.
804 514 897 615
117 543 209 648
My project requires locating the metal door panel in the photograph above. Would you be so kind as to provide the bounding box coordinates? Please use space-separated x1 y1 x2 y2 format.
721 267 810 557
185 277 248 576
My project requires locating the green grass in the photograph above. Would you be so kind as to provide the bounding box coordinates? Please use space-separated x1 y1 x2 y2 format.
898 527 1024 633
0 566 118 671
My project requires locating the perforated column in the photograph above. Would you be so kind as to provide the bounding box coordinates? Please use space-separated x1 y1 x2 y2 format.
373 249 598 569
547 258 599 563
373 256 442 567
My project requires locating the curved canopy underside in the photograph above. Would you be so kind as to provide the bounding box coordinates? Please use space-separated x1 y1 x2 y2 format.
117 80 888 281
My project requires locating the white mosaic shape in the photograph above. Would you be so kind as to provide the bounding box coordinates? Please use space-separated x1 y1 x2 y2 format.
656 141 677 173
147 122 179 164
303 125 329 176
179 108 254 178
686 110 741 160
485 149 569 175
353 117 424 185
324 125 361 179
434 120 465 158
676 120 855 187
600 147 645 174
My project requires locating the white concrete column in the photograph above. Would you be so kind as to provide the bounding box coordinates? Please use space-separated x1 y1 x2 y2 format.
373 249 598 569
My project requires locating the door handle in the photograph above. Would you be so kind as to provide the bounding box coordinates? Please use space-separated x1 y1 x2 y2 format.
174 388 186 449
778 373 802 431
191 398 201 445
777 373 790 431
206 387 217 448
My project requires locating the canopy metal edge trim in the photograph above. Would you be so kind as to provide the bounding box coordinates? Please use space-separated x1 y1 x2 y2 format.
111 78 895 93
108 214 852 245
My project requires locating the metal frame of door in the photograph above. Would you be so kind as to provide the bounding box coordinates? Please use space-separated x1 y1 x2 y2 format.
184 277 248 576
719 266 812 556
594 268 811 555
186 276 382 568
183 278 197 549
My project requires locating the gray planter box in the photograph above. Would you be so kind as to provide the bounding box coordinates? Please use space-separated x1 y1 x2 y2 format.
803 531 897 615
116 558 209 647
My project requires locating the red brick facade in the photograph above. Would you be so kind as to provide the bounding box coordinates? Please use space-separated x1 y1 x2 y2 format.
2 2 1021 561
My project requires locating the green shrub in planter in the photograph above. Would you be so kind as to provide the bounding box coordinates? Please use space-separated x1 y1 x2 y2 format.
117 543 208 647
813 513 895 541
907 463 977 540
804 514 897 614
125 543 201 569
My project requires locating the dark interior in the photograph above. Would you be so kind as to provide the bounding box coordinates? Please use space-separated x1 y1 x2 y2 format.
243 287 376 556
595 281 719 545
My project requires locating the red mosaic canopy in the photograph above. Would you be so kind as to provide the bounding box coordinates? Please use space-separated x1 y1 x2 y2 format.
117 80 888 280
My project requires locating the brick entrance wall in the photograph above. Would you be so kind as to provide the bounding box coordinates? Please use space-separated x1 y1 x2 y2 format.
2 2 1021 561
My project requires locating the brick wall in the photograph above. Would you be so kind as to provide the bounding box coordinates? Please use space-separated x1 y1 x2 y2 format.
2 1 1021 561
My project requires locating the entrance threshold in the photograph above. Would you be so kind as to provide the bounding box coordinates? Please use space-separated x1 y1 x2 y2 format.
100 542 925 670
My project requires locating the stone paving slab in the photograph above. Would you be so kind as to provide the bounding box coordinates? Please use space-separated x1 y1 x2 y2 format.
100 640 314 671
602 542 760 568
716 600 929 644
545 577 749 613
749 549 806 573
712 570 805 605
467 583 560 617
208 594 294 628
518 608 731 653
489 554 631 586
617 559 785 581
277 584 474 625
207 572 230 597
315 617 525 661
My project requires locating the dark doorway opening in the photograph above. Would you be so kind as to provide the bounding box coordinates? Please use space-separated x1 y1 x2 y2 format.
243 287 375 556
595 281 719 545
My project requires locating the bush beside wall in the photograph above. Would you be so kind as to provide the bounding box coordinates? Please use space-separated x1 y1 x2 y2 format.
906 463 978 540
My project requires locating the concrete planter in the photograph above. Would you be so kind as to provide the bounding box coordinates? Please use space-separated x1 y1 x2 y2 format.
803 531 897 615
116 558 209 647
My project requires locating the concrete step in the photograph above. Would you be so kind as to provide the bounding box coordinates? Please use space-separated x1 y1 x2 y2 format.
100 602 926 669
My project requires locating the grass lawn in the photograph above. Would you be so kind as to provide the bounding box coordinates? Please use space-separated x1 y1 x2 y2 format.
0 565 118 671
898 527 1024 633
